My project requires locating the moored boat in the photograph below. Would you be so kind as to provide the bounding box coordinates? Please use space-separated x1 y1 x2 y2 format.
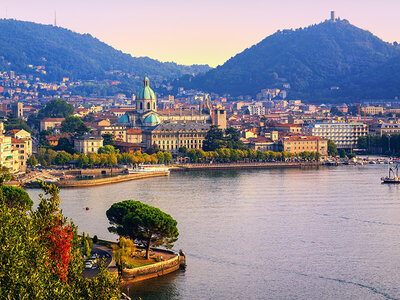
127 164 169 174
381 160 400 184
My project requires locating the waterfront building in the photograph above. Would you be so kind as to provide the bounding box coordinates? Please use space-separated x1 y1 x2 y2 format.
303 122 368 149
142 123 210 154
280 135 328 158
74 135 103 154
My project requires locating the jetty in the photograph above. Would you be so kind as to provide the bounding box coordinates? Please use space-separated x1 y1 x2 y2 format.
55 171 170 188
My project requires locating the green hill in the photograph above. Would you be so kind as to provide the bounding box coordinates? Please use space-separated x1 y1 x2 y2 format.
0 19 210 82
177 19 400 102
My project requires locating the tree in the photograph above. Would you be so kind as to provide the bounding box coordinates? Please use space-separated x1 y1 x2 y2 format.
4 114 31 133
54 137 76 154
61 116 90 135
27 154 38 167
2 185 33 211
77 153 89 168
107 153 118 166
178 146 187 154
107 200 179 260
54 151 73 165
327 140 338 157
164 152 172 163
38 99 74 119
0 181 120 299
203 125 225 151
156 151 165 164
224 127 244 149
102 133 115 146
98 145 119 154
46 149 58 165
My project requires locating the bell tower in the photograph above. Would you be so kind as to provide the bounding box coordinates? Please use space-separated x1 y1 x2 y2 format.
136 76 157 114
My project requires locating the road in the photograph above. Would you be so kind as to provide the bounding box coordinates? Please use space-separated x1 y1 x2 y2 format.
82 243 117 279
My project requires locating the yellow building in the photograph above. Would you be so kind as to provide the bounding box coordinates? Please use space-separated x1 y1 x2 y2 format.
142 123 210 154
0 123 20 172
361 106 384 115
281 135 328 157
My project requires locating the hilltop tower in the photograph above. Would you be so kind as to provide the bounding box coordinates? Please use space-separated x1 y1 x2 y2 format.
330 11 336 22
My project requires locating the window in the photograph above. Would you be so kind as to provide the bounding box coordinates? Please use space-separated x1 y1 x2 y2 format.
147 103 150 110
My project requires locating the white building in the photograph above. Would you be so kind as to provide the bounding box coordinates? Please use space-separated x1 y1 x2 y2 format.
303 122 368 149
242 104 265 115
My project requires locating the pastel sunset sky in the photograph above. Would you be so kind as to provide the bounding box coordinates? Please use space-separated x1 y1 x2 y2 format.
3 0 400 67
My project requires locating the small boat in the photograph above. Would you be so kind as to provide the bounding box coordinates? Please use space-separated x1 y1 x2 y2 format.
381 161 400 184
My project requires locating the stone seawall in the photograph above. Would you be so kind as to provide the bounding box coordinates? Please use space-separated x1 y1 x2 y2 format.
56 171 169 188
170 162 322 171
121 249 185 283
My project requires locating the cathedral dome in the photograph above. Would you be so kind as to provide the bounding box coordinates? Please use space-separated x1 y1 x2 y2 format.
118 114 129 124
143 113 161 126
137 76 156 100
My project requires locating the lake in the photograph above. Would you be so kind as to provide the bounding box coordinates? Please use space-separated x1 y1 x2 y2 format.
28 165 400 299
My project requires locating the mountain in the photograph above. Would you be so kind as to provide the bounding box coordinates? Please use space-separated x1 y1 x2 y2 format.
176 19 400 102
0 19 210 82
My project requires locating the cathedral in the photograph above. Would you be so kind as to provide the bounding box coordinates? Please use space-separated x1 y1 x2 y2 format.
118 76 226 129
118 76 226 153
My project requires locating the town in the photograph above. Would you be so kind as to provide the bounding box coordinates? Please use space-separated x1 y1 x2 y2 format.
0 67 399 177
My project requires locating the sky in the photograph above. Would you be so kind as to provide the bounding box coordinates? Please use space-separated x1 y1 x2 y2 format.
2 0 400 67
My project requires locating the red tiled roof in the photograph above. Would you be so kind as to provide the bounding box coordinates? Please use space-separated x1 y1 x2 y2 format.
247 136 273 143
41 118 65 122
11 137 24 143
127 128 142 134
281 135 326 142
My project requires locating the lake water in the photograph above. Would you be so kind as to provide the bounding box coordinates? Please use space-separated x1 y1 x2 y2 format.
27 165 400 300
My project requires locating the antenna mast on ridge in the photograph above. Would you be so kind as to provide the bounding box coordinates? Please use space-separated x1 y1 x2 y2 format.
54 11 57 27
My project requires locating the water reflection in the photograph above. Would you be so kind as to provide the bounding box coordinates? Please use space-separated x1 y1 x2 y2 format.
27 165 400 299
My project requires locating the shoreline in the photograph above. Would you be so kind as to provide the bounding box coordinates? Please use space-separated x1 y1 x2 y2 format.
169 161 322 171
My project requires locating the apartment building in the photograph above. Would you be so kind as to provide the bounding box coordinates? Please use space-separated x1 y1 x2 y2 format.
303 123 368 149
